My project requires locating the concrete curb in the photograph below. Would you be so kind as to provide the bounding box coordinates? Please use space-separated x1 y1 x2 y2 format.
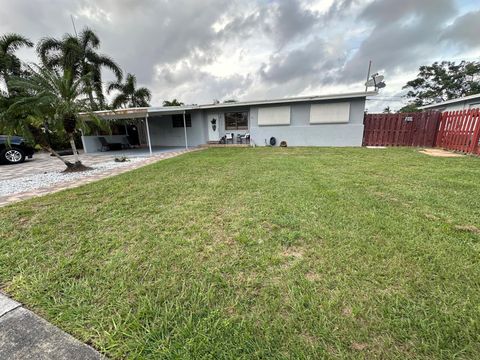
0 293 104 359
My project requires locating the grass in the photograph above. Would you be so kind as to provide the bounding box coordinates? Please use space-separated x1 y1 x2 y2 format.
1 147 479 359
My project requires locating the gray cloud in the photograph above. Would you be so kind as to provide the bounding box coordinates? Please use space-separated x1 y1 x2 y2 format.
441 10 480 47
1 0 479 110
73 0 233 82
340 0 458 83
270 0 319 45
259 37 345 84
154 60 253 104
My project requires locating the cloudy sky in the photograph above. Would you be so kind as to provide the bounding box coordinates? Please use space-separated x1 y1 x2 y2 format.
1 0 479 111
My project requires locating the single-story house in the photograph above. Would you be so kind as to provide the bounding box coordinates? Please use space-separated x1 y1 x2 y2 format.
419 93 480 112
81 91 377 154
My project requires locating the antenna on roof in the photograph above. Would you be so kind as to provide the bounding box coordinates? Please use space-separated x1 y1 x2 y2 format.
365 60 372 92
365 71 386 91
70 14 78 37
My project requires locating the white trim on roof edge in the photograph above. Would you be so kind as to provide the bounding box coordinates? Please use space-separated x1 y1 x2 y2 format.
81 91 377 119
418 93 480 109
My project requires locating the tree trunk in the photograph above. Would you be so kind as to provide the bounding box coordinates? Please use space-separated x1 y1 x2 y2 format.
88 90 98 111
42 145 75 168
69 134 80 164
64 133 91 172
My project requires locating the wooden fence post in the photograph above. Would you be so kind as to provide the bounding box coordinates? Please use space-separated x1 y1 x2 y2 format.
436 111 447 148
469 108 480 154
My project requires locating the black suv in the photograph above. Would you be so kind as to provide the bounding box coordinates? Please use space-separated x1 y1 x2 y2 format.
0 135 35 164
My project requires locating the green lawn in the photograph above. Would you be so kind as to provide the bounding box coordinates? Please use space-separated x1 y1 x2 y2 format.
1 148 479 359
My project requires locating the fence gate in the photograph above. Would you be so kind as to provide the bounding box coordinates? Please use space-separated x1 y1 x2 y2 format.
436 109 480 155
362 111 441 147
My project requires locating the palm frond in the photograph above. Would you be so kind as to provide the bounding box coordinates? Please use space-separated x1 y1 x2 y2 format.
112 93 128 109
0 33 33 53
79 27 100 49
134 87 151 102
107 81 123 94
36 37 63 67
96 54 122 81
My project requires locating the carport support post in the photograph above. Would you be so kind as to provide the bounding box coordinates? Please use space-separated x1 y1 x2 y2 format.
145 113 153 156
183 111 188 150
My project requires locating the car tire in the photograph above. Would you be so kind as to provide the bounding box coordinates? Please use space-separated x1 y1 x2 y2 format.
0 148 26 164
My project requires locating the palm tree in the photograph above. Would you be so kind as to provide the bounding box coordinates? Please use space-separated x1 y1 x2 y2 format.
0 33 33 93
37 28 122 110
108 73 151 108
163 99 184 106
7 65 95 171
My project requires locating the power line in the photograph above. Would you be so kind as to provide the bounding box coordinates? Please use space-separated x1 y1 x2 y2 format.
367 98 408 102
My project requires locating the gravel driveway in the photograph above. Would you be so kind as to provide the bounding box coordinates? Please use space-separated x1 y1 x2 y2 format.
0 148 197 206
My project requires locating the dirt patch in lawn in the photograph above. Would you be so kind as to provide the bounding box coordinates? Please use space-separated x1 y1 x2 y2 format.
281 247 304 259
419 149 464 157
454 225 480 234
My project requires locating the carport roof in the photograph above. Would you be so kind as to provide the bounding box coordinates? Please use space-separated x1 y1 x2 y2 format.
82 91 377 120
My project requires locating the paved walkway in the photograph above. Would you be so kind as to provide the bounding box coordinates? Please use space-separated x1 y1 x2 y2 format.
0 293 103 359
0 147 202 207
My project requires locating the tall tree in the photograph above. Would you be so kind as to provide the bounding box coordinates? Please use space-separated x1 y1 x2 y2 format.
108 73 151 108
37 28 122 110
163 99 184 106
403 61 480 108
0 33 33 93
397 103 420 113
6 65 95 170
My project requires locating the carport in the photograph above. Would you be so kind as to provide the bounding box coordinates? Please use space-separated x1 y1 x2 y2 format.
81 106 195 155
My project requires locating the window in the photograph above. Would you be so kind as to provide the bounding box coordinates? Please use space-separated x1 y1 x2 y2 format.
225 112 248 130
172 113 192 128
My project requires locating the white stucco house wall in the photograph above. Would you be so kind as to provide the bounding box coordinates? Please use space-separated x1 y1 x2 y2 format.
81 91 376 153
419 93 480 112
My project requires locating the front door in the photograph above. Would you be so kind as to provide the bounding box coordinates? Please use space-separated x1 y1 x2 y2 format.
207 113 220 142
126 124 140 146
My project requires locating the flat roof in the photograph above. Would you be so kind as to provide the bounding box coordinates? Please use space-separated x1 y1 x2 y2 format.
419 93 480 109
82 91 377 120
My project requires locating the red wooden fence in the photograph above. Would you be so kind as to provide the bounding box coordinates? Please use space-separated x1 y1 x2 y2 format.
363 111 441 147
436 109 480 155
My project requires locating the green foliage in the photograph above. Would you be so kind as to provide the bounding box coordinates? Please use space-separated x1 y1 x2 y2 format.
5 65 104 159
1 148 479 359
403 61 480 106
8 65 89 132
398 103 420 113
37 28 123 110
0 33 33 92
108 73 151 108
163 98 184 106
